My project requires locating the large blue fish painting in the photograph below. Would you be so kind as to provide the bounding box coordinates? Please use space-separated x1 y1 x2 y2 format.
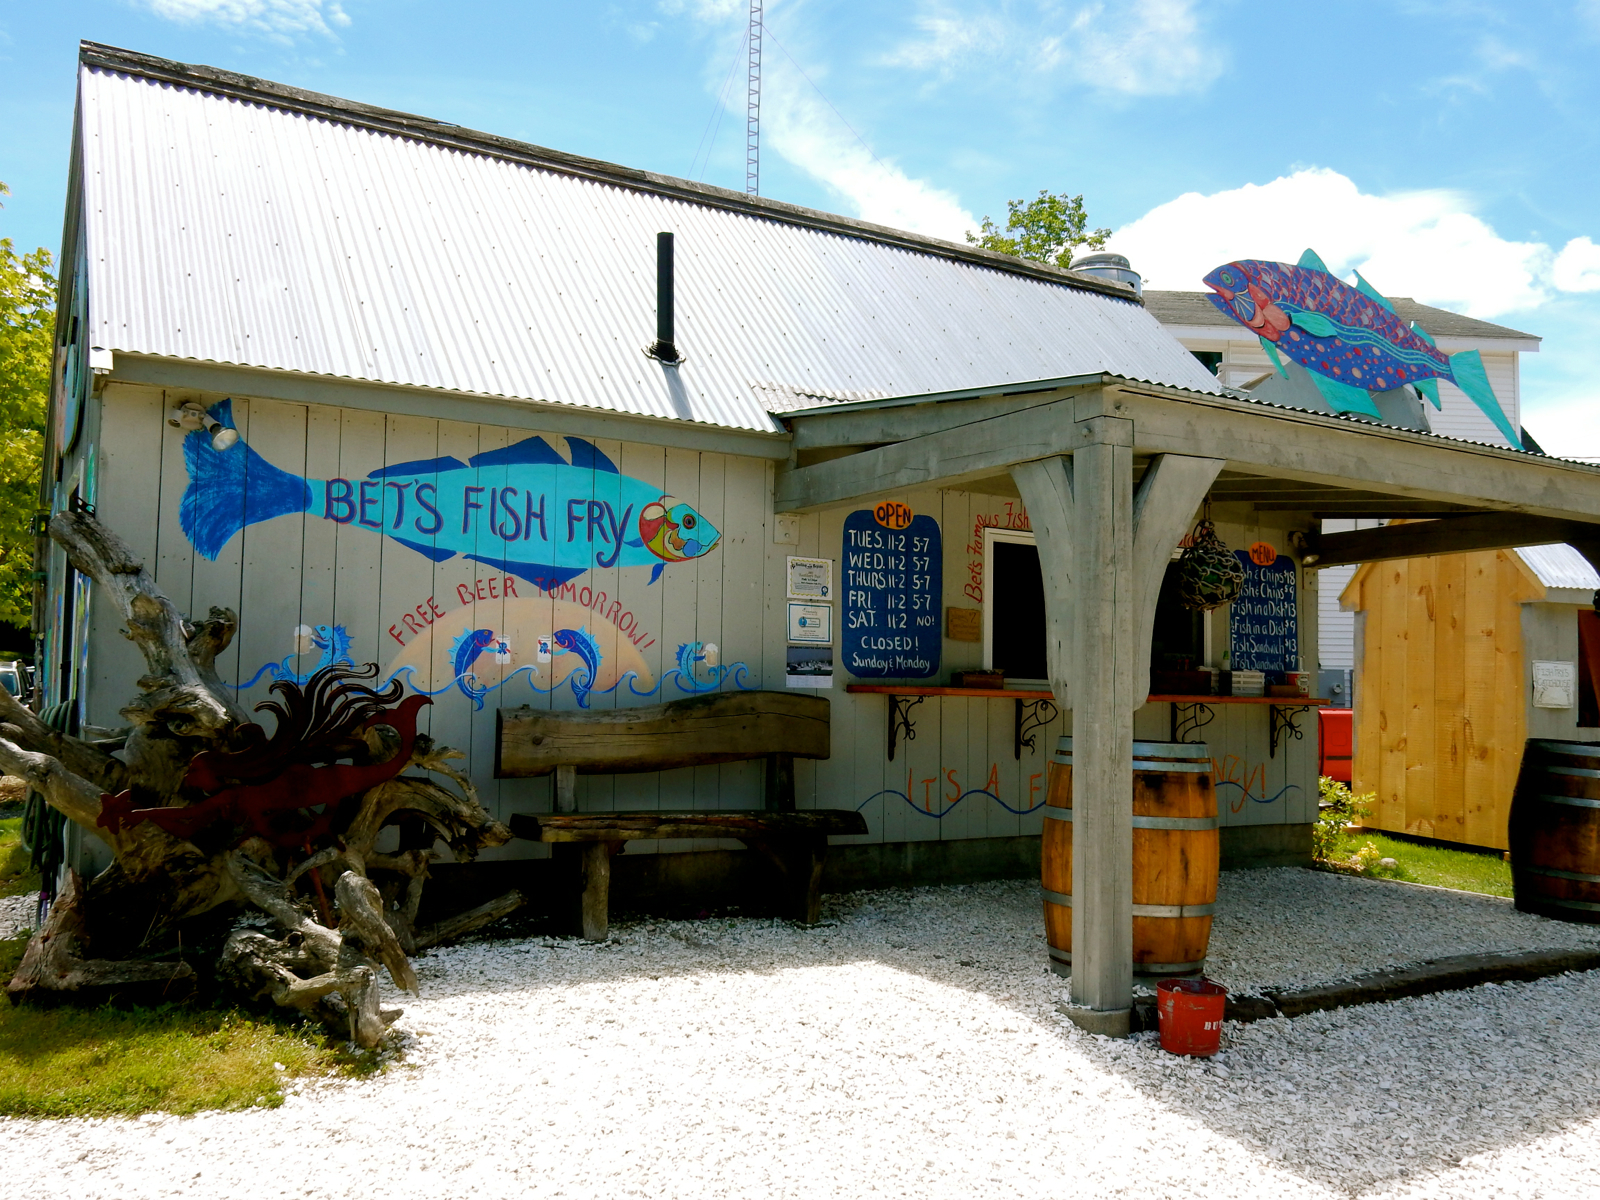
181 401 722 589
1202 250 1519 445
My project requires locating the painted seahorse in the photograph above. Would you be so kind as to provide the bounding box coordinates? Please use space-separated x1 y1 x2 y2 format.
240 623 354 689
552 626 602 708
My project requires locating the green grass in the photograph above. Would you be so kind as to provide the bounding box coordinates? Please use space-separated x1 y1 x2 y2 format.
0 928 382 1118
1333 830 1513 897
0 812 39 900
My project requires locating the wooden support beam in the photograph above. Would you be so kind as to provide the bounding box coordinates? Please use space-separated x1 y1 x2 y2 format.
1312 514 1600 568
1129 454 1224 694
1010 456 1078 708
777 384 1600 523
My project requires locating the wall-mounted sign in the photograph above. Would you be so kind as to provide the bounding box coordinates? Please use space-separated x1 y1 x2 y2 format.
1248 541 1278 566
788 602 833 645
786 644 834 688
1533 661 1577 709
1228 549 1297 675
787 556 832 600
946 606 982 642
842 508 941 679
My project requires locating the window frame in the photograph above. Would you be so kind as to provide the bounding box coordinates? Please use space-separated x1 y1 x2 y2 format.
981 526 1049 686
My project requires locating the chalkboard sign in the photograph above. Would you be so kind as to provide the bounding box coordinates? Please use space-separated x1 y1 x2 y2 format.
842 508 941 678
1228 550 1297 674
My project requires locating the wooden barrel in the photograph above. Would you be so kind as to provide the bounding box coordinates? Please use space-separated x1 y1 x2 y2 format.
1041 736 1219 977
1509 739 1600 923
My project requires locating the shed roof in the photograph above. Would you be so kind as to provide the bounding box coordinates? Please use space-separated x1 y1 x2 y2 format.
1145 290 1540 344
74 43 1223 435
1517 543 1600 591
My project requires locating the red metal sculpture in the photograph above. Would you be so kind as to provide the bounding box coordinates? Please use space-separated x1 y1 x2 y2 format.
98 665 432 847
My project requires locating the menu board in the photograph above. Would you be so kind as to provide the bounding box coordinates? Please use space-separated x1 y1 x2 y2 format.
842 507 941 679
1228 550 1297 674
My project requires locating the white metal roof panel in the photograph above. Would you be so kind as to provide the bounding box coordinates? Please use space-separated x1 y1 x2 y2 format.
77 58 1225 434
1517 543 1600 591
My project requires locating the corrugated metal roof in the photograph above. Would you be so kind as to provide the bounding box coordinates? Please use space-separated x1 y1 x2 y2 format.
1517 543 1600 591
1145 290 1540 343
76 48 1224 435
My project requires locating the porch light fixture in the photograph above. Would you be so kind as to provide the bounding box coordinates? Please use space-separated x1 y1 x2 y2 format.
168 400 240 452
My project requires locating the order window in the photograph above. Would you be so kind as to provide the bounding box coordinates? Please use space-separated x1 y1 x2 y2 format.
982 529 1048 685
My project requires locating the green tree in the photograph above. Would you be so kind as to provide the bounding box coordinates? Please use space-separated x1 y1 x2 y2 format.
965 190 1111 269
0 182 54 631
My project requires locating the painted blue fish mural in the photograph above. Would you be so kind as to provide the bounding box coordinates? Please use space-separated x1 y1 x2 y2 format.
449 627 510 709
1202 251 1519 444
240 623 354 689
181 401 722 590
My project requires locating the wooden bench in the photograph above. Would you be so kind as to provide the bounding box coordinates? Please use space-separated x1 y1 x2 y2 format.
498 692 864 938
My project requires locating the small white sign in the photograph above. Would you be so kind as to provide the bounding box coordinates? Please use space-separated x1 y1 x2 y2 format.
1533 660 1577 709
787 556 832 600
536 635 552 663
788 602 832 644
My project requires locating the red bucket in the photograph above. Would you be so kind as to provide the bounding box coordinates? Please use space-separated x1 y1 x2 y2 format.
1156 977 1227 1057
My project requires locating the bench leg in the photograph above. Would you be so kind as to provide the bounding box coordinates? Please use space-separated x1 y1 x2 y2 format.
743 834 827 924
579 841 615 941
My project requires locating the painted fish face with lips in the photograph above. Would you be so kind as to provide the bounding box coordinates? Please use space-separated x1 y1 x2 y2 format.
640 499 720 563
1204 262 1292 341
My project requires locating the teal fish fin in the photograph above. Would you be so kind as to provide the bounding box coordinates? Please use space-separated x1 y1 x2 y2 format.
470 436 565 468
369 456 467 478
564 437 620 474
649 562 665 585
1410 322 1437 347
1416 378 1441 409
1309 371 1383 419
1297 248 1330 273
1259 337 1288 378
1352 271 1394 312
1290 310 1338 337
1448 350 1520 445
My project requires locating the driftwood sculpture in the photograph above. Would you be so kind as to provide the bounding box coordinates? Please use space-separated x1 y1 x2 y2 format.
0 509 522 1046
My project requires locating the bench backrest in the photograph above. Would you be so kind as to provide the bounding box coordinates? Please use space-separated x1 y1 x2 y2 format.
495 690 830 777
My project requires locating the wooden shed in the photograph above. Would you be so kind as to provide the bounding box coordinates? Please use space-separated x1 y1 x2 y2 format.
1341 542 1600 850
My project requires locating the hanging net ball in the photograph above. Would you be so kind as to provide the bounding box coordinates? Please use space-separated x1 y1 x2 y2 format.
1176 519 1244 611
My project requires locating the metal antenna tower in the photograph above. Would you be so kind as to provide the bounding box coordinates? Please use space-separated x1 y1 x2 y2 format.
745 0 762 195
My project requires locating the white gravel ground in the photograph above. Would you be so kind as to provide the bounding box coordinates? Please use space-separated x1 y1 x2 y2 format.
8 868 1600 1199
0 892 36 939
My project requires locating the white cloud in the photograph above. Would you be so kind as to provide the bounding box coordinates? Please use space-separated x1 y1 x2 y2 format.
1103 167 1594 319
884 0 1222 97
132 0 351 38
1553 236 1600 293
764 65 976 240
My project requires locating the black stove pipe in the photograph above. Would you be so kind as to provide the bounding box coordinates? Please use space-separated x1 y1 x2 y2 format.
648 232 682 363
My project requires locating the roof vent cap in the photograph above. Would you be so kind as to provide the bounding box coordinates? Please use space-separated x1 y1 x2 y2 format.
1068 252 1142 297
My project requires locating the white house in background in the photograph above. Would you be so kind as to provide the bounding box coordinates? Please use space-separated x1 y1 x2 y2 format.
1143 288 1544 708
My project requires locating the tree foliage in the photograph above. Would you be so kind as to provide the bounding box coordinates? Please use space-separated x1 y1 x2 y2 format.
0 182 54 631
965 190 1111 269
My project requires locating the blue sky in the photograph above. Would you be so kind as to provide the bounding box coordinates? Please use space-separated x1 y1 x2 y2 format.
3 1 1599 449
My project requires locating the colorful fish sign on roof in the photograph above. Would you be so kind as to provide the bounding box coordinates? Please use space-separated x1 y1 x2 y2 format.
1202 249 1519 446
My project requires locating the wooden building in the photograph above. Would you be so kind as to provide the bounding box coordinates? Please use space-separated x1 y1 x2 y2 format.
1341 542 1600 850
39 43 1600 1034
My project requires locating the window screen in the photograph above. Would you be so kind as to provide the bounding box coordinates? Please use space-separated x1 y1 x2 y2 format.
990 540 1047 680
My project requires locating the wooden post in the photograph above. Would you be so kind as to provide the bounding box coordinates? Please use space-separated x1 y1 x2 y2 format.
554 763 576 813
764 752 796 812
580 841 613 941
1015 430 1222 1036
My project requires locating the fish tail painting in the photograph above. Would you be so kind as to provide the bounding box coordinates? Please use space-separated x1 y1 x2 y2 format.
180 400 723 588
181 401 313 560
626 640 753 697
1203 255 1521 445
449 627 502 710
552 627 602 707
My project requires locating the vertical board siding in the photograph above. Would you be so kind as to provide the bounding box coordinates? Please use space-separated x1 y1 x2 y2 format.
1350 548 1539 851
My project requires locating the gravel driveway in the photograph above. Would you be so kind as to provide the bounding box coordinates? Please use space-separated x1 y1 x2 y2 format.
7 869 1600 1198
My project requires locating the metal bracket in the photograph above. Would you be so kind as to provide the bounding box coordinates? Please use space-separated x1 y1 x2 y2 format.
1014 698 1059 760
1269 704 1306 759
1171 700 1216 745
886 694 925 762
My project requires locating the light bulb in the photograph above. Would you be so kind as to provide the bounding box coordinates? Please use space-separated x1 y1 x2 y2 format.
209 425 240 451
